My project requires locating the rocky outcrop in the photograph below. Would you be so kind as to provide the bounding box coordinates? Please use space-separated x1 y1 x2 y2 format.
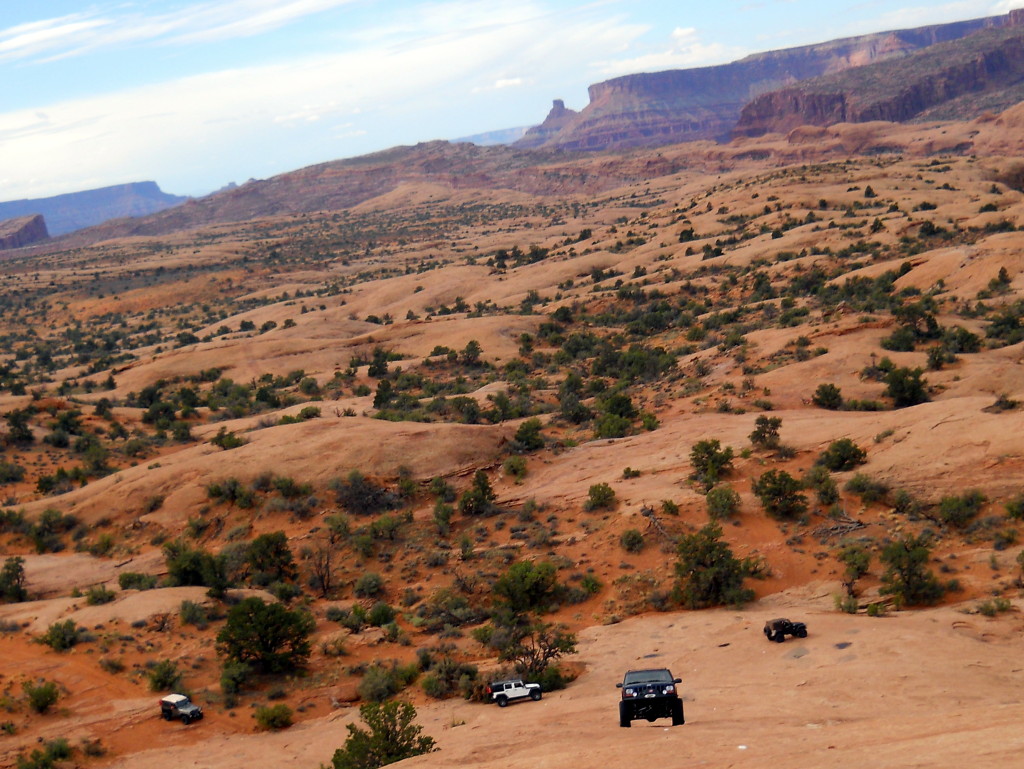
735 25 1024 137
516 12 1014 152
515 100 580 148
0 181 187 236
0 214 48 251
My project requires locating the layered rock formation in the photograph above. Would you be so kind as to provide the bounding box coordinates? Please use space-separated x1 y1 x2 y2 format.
0 215 48 251
516 12 1015 152
0 181 187 236
735 22 1024 137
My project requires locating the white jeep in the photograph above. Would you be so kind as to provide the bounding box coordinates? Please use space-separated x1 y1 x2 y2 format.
487 678 542 707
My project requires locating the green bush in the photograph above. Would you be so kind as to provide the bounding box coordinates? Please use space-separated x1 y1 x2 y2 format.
220 661 251 695
584 483 616 511
85 585 116 606
147 660 182 692
255 703 293 730
689 439 734 490
215 597 314 673
884 366 928 408
817 438 867 471
673 522 756 609
752 470 807 520
619 529 645 553
327 701 436 769
367 602 396 627
502 456 527 481
40 620 81 652
354 572 384 598
879 535 944 607
1005 494 1024 520
844 473 889 504
0 556 28 602
705 485 741 519
14 738 71 769
117 571 157 591
23 680 60 714
179 600 209 629
812 383 843 410
357 663 418 703
749 415 782 450
936 490 986 529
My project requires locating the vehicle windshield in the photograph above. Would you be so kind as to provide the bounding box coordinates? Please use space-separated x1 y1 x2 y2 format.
624 669 673 685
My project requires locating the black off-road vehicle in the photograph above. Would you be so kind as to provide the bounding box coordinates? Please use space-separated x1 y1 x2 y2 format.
616 668 684 727
763 618 808 642
160 693 203 724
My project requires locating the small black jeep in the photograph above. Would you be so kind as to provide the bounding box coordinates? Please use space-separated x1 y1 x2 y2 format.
616 668 685 727
763 618 808 642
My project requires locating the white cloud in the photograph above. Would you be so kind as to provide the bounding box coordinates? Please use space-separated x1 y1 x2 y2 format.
595 26 745 77
0 0 360 63
0 0 647 198
857 1 1014 32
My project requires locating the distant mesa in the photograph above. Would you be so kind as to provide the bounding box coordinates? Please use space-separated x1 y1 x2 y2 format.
514 10 1022 152
0 181 188 236
0 214 49 251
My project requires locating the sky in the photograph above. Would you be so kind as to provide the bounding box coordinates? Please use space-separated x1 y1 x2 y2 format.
1 0 1021 201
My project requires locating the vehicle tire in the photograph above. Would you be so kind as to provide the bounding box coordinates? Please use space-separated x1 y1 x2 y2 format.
671 699 685 726
530 690 542 701
162 711 172 721
496 695 508 708
619 702 631 728
796 628 808 638
180 714 191 725
774 631 785 643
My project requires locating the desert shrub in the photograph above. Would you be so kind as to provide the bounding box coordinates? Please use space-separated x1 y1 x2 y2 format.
817 438 867 471
936 490 986 529
837 543 870 596
117 571 157 591
0 556 28 602
220 661 251 695
357 662 418 703
354 572 384 598
752 470 807 520
502 456 527 481
884 366 928 408
803 465 839 505
85 585 115 605
879 535 944 607
14 738 71 769
584 483 616 511
845 473 889 504
492 560 560 616
179 600 209 629
40 620 81 652
247 531 297 585
255 704 293 730
332 471 401 516
215 597 314 673
367 602 396 627
327 700 436 769
163 540 229 598
705 485 741 519
512 418 544 452
673 522 756 609
619 529 644 553
1005 494 1024 520
749 415 781 449
22 680 60 714
976 597 1012 617
414 589 486 633
689 439 734 490
147 659 182 692
458 470 497 516
812 383 843 410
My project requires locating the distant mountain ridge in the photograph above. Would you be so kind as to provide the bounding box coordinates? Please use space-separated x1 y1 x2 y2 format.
734 21 1024 137
0 181 187 236
515 11 1019 152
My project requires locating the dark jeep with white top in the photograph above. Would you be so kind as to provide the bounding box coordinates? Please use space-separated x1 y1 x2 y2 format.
617 668 685 727
487 678 542 707
160 693 203 724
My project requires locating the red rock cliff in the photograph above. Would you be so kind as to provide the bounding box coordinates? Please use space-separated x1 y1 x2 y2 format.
0 214 49 251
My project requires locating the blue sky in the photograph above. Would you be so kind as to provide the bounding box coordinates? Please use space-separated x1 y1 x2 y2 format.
1 0 1020 201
